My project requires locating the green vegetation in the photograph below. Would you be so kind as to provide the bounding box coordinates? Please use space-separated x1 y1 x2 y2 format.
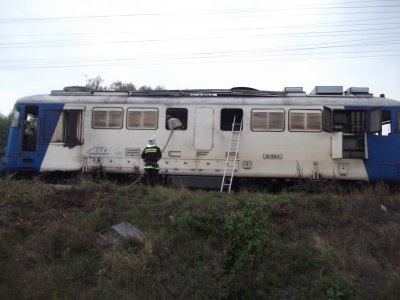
85 75 164 91
0 113 10 156
0 179 399 299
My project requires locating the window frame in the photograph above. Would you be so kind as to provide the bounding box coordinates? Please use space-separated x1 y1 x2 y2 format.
92 107 124 129
126 107 159 130
250 108 285 132
288 109 323 132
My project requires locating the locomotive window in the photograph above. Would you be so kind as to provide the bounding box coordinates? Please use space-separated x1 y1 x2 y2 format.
92 108 123 129
22 106 39 151
251 109 284 131
308 112 322 130
166 108 187 130
220 108 243 131
127 108 158 129
44 110 83 147
289 110 322 132
109 111 123 128
382 110 391 136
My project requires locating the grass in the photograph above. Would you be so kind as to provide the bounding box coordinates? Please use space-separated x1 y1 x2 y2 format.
0 178 400 299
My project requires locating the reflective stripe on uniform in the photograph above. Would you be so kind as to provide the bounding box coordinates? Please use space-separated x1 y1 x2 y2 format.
144 166 160 170
144 148 158 153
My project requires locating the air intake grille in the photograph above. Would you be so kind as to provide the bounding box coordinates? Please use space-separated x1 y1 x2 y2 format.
197 151 210 156
125 148 140 157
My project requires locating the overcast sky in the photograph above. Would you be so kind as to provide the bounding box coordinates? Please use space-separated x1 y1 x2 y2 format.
0 0 399 115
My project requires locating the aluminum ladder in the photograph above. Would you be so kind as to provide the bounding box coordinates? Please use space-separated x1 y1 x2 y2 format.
220 116 243 193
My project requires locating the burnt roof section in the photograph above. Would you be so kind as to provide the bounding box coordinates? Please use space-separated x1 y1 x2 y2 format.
128 87 285 97
51 86 285 97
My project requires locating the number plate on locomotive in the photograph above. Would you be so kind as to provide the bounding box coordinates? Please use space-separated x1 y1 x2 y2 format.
263 154 283 159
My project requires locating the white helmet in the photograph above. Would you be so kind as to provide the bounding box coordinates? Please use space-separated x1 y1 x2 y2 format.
147 135 156 147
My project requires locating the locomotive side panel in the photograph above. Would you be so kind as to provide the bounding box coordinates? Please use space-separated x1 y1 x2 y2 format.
33 102 372 181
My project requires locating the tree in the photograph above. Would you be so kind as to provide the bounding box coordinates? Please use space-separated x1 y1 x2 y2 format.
109 81 136 92
85 76 107 91
0 113 10 156
84 76 164 92
138 85 152 91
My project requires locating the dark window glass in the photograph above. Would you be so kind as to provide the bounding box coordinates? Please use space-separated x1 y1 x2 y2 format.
220 108 243 131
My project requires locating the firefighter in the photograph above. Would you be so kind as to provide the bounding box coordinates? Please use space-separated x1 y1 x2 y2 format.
141 136 162 186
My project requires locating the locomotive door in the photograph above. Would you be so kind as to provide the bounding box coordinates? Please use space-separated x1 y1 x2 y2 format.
21 105 39 153
18 104 43 172
194 107 214 150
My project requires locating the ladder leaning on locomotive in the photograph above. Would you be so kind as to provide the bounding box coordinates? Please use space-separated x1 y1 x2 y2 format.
1 85 400 186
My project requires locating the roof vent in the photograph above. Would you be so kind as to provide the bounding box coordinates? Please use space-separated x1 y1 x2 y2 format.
310 86 343 95
63 86 95 92
345 87 370 95
51 86 95 96
284 87 304 93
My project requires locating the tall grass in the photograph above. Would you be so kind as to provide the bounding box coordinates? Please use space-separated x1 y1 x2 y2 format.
0 179 399 299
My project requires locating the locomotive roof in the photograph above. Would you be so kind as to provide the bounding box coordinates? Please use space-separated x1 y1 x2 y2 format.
16 86 400 107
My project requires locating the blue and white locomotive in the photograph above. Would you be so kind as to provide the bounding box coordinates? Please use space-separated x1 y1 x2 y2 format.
1 85 400 185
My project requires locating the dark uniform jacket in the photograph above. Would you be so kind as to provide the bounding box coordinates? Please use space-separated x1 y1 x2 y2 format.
141 146 162 169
